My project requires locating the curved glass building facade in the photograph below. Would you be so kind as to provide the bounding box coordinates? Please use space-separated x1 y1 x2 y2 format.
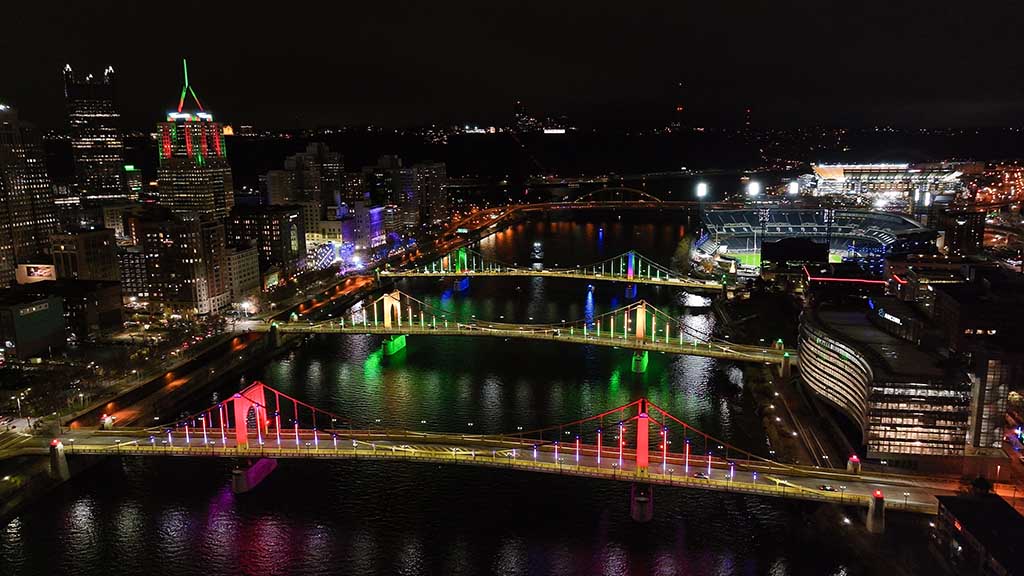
799 306 971 458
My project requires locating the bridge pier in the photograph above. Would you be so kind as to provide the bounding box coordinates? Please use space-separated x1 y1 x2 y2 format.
630 483 654 522
631 350 649 373
780 352 792 379
232 458 278 494
49 440 70 481
269 323 283 349
867 491 886 534
382 334 408 356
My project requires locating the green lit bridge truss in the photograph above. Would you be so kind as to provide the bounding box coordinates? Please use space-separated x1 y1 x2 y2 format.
255 290 796 367
379 248 727 292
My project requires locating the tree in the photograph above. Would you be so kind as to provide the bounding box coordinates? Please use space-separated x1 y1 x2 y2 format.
969 475 993 496
670 233 694 274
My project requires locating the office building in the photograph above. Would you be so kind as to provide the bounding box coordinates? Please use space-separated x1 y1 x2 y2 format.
934 209 985 256
50 228 120 282
63 65 127 205
118 247 146 302
226 205 306 277
21 280 123 340
225 244 260 303
799 303 971 459
156 61 233 219
0 105 59 286
934 495 1024 576
0 293 64 360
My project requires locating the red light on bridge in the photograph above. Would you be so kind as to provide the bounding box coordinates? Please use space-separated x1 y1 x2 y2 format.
50 439 61 447
873 490 884 499
848 454 860 463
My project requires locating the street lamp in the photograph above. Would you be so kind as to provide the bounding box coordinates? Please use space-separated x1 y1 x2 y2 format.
903 491 910 508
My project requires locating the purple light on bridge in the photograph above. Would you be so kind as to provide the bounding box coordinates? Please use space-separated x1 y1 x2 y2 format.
685 440 690 474
597 429 602 464
294 422 300 447
167 430 172 446
184 423 190 444
575 437 580 462
201 416 208 445
275 414 281 446
313 428 319 450
707 452 712 477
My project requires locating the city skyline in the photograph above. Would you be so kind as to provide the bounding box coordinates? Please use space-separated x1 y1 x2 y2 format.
3 2 1024 130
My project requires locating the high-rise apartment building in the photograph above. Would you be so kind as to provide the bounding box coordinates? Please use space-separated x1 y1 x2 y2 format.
0 105 59 285
156 61 233 219
226 205 306 277
413 162 449 229
63 65 127 205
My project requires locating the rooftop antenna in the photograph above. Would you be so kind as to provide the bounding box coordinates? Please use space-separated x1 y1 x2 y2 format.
177 59 204 113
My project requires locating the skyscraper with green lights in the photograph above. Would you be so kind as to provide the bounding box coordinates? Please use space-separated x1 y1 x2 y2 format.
155 60 233 219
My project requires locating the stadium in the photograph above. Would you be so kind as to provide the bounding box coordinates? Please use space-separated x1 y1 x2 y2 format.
696 209 925 267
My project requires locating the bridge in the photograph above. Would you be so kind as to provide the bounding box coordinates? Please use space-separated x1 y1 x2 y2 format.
252 290 796 371
43 381 941 524
380 247 726 292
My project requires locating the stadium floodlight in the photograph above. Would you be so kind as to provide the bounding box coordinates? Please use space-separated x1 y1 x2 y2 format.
747 181 761 197
696 182 708 199
787 182 799 195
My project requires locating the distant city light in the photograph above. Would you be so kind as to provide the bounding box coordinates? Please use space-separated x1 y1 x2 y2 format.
787 182 799 195
747 181 761 197
696 182 708 198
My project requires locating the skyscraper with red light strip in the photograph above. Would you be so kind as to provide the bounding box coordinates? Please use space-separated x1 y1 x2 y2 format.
156 60 233 219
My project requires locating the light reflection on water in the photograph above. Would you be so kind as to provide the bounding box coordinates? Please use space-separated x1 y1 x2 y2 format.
0 217 910 576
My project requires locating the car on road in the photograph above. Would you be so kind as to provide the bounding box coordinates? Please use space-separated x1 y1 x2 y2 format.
818 484 837 492
693 472 709 479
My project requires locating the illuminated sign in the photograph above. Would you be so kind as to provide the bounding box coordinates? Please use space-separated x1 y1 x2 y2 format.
15 264 56 284
456 227 469 234
878 309 903 325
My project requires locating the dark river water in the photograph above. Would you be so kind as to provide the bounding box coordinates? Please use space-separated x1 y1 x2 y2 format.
1 216 939 576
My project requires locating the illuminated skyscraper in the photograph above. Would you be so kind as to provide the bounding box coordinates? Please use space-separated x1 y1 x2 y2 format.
63 64 127 205
0 105 59 285
156 60 233 219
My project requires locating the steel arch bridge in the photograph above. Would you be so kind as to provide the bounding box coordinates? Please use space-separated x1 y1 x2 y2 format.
380 247 726 292
569 187 664 204
47 380 936 515
255 289 796 369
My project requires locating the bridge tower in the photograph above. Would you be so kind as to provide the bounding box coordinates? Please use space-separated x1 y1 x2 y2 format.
232 382 268 448
626 251 636 280
630 400 654 521
381 291 408 355
867 490 886 533
631 302 649 373
49 439 70 481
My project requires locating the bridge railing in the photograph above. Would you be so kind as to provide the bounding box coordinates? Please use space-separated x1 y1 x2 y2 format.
263 322 792 363
65 442 935 514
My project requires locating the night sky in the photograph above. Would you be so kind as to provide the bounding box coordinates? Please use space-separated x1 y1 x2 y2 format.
3 1 1024 129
